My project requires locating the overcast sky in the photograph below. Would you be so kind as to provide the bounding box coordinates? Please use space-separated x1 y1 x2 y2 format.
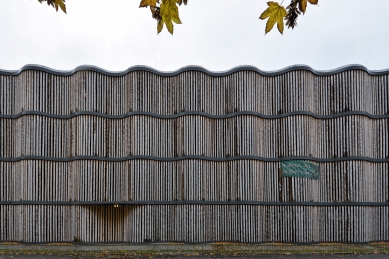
1 0 388 72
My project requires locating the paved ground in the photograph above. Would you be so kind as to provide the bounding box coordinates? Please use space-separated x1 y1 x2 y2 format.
0 243 388 258
0 254 389 259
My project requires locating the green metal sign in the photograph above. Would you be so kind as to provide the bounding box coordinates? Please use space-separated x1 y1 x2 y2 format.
281 160 320 179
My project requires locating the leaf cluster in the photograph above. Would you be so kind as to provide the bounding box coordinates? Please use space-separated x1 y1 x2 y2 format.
37 0 318 36
260 0 318 34
285 0 318 29
139 0 187 34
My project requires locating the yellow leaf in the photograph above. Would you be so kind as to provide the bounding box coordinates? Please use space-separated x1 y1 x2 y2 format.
37 0 66 13
259 2 286 34
139 0 157 8
176 0 187 5
166 20 174 34
158 0 182 34
171 7 182 24
157 20 163 34
55 0 66 13
299 0 307 14
299 0 317 14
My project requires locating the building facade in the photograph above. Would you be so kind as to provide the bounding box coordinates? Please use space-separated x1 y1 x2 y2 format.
0 65 388 243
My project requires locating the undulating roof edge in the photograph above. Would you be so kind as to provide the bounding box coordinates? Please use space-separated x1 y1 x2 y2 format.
0 64 389 76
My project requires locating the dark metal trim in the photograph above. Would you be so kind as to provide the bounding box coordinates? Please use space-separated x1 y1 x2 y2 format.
1 155 388 163
1 201 389 206
1 110 388 119
1 64 388 76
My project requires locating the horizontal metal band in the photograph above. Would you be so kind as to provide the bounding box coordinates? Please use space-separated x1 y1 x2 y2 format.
1 201 388 206
1 155 388 163
1 64 388 76
1 110 388 119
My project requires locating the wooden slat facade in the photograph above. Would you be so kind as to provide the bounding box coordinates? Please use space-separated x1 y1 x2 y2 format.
0 65 388 243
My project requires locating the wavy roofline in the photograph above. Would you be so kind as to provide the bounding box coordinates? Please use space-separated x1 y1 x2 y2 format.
1 64 388 76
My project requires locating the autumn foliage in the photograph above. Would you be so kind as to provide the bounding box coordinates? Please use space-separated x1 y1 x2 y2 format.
38 0 66 13
37 0 318 35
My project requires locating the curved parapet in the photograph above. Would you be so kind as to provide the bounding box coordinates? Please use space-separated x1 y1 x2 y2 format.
1 64 389 76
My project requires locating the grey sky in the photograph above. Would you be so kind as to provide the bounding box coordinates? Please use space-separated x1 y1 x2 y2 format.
1 0 388 71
